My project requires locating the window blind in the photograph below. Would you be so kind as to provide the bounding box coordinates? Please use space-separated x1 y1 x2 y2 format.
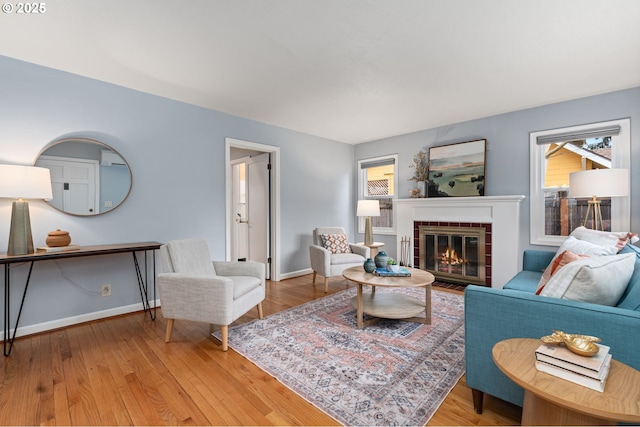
360 157 395 169
536 125 620 145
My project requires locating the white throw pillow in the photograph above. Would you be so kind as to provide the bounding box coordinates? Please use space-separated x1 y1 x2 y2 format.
557 235 619 257
537 236 619 291
540 252 635 306
570 226 638 251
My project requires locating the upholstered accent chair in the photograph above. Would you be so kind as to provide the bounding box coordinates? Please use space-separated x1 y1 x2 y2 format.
309 227 370 292
158 238 265 351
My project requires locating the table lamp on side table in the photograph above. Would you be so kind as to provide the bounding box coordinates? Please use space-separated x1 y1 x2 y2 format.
569 168 629 231
357 199 380 246
0 165 53 255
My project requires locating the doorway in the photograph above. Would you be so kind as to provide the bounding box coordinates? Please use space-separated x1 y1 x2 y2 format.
35 155 99 215
225 138 280 281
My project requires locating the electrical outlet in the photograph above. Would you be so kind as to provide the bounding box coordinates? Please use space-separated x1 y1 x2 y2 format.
101 284 112 297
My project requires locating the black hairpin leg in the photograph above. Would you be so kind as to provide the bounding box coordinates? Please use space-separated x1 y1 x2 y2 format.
132 250 156 320
4 261 35 356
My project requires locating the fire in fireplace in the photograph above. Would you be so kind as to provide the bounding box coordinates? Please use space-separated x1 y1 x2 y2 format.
417 224 488 286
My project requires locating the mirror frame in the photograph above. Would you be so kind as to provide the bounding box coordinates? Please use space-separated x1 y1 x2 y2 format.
34 137 133 216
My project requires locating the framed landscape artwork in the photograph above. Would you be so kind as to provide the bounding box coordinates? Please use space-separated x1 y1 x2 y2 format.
428 139 486 197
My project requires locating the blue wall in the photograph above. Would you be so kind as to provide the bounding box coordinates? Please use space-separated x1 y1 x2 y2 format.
1 52 638 335
354 87 640 258
0 55 355 333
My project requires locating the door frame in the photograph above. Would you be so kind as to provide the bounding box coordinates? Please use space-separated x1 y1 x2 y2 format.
225 138 281 281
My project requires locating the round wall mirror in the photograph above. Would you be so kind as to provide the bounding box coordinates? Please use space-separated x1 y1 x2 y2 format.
34 138 132 216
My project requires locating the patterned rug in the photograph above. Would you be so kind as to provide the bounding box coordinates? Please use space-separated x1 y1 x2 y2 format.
215 287 465 426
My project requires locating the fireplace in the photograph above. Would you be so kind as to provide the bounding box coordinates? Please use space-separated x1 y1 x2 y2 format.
415 221 491 286
396 196 523 289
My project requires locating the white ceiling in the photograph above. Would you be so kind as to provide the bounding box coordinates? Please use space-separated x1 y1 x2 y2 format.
1 0 639 144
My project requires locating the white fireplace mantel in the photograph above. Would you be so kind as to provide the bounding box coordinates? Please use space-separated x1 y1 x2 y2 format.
395 195 525 289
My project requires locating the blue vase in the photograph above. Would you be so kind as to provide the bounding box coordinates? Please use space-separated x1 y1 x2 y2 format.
374 251 390 269
363 258 376 273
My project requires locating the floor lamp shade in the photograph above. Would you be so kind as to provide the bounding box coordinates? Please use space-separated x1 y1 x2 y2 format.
357 200 380 246
569 168 629 231
0 165 53 255
569 168 629 199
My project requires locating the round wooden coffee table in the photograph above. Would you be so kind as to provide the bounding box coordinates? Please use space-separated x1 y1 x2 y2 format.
342 266 435 329
493 338 640 425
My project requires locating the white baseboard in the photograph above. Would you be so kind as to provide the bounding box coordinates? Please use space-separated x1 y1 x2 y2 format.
278 268 313 280
1 299 162 341
4 269 318 340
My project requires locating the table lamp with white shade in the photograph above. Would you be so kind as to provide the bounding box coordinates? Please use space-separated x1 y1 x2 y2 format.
357 199 380 246
0 165 53 255
569 168 629 231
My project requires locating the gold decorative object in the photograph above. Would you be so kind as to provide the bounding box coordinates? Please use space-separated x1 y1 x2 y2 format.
540 330 601 357
46 229 71 247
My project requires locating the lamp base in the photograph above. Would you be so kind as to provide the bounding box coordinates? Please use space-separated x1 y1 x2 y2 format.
8 200 34 256
583 197 604 231
364 216 374 246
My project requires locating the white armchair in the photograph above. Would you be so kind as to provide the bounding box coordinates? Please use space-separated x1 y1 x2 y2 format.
158 238 265 351
309 227 370 292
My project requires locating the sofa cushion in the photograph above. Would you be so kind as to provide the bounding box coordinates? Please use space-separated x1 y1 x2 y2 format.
503 270 543 293
320 233 352 254
615 244 640 310
540 253 635 306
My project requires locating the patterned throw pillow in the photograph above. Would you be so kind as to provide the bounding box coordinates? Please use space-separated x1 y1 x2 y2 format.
320 234 352 254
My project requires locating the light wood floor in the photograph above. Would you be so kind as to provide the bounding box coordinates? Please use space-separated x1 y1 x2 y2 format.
0 274 521 425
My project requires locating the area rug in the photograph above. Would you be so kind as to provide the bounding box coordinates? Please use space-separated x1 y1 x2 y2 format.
215 287 465 426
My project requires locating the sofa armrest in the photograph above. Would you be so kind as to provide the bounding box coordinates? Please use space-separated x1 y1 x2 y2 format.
464 285 640 408
522 249 555 272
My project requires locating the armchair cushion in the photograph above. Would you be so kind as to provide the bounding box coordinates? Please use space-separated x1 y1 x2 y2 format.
319 233 352 254
166 238 217 276
226 276 263 299
331 252 367 265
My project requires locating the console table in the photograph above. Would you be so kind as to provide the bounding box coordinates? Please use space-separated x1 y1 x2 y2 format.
1 241 162 356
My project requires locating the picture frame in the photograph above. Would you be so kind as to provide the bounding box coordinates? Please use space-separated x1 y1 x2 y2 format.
428 139 486 197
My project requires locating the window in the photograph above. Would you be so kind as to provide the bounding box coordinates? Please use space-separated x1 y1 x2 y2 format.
530 119 630 246
358 154 398 234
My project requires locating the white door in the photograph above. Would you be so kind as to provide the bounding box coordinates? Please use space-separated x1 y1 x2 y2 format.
36 156 99 215
247 153 270 278
231 161 249 261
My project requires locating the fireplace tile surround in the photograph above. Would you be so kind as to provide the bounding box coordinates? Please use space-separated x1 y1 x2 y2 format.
396 196 525 289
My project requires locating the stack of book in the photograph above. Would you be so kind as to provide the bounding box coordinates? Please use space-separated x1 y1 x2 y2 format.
36 245 82 253
534 342 611 392
374 267 411 277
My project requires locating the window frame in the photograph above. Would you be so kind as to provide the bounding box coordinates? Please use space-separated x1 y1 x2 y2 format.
529 119 630 246
357 154 398 235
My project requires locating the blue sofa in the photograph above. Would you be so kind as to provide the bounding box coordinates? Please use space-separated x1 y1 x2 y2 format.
464 244 640 413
